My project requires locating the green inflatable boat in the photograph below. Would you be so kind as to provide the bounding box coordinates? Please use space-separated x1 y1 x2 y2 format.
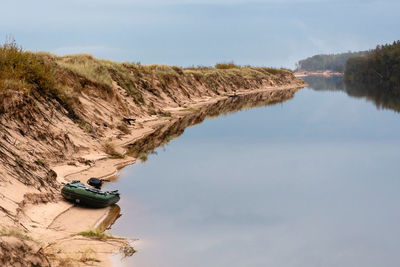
61 180 120 208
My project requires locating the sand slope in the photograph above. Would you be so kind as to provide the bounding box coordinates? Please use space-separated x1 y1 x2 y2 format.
0 57 305 266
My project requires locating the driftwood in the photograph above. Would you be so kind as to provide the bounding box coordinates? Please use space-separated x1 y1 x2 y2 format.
122 117 136 125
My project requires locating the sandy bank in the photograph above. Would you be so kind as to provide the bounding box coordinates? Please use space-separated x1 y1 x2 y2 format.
46 85 304 266
0 52 306 266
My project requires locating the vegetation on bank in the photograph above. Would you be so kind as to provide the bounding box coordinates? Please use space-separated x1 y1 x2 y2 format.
0 40 54 98
0 227 32 241
0 40 84 125
0 40 298 131
76 229 122 240
55 56 293 96
345 40 400 91
296 51 366 72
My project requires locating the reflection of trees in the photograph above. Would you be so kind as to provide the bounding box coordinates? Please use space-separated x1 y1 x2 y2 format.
303 76 345 92
127 89 298 157
345 82 400 113
304 75 400 113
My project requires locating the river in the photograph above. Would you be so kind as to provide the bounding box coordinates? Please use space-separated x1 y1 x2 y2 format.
109 77 400 267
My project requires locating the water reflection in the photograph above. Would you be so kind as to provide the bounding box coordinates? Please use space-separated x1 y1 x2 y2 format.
302 76 345 92
112 84 400 267
96 205 121 232
127 88 299 159
303 75 400 112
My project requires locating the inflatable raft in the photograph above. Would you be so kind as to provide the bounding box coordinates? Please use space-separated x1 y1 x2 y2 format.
61 180 120 208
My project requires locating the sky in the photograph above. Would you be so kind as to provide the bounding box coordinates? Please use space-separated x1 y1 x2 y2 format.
1 0 399 68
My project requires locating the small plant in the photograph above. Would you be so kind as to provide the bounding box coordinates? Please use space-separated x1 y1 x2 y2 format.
117 123 131 134
57 257 76 267
0 227 32 241
138 152 148 162
121 245 136 257
103 141 124 159
79 248 101 263
34 159 45 167
77 120 93 133
157 110 172 117
76 229 122 240
148 108 157 116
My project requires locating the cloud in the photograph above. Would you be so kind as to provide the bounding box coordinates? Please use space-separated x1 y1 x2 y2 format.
1 0 399 67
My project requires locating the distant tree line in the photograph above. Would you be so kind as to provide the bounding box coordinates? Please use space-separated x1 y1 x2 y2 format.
345 40 400 92
296 51 366 72
305 75 400 113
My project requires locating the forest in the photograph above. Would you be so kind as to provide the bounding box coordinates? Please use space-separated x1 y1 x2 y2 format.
296 51 366 72
345 40 400 92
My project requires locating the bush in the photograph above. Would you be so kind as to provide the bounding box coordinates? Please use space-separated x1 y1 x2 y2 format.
103 141 124 158
215 61 240 70
0 39 55 97
0 40 85 123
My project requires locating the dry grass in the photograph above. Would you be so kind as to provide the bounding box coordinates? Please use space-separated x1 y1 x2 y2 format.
103 141 124 159
138 152 148 162
56 54 145 104
0 227 32 241
0 40 295 127
0 40 55 97
117 123 131 134
76 229 123 240
79 248 100 263
54 53 291 101
215 61 240 69
0 40 89 126
121 245 136 257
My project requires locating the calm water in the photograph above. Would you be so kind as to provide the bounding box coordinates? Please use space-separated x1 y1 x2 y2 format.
110 80 400 267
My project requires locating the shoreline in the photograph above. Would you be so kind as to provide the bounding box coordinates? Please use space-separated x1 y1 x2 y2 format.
0 52 306 265
294 70 344 77
40 84 304 265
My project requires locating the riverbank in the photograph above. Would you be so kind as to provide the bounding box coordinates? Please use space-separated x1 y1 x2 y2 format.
295 70 344 77
0 47 306 266
45 85 305 266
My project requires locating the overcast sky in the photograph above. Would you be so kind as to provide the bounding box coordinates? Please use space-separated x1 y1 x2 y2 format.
1 0 399 68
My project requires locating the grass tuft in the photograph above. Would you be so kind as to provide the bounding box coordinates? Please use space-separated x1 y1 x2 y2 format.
79 248 101 263
0 227 32 241
76 229 123 240
138 152 148 162
103 141 124 159
215 61 240 69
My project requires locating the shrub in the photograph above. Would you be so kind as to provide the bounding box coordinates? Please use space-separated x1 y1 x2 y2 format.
0 40 87 123
34 159 45 167
0 39 55 98
215 61 240 69
138 152 148 162
103 141 124 158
